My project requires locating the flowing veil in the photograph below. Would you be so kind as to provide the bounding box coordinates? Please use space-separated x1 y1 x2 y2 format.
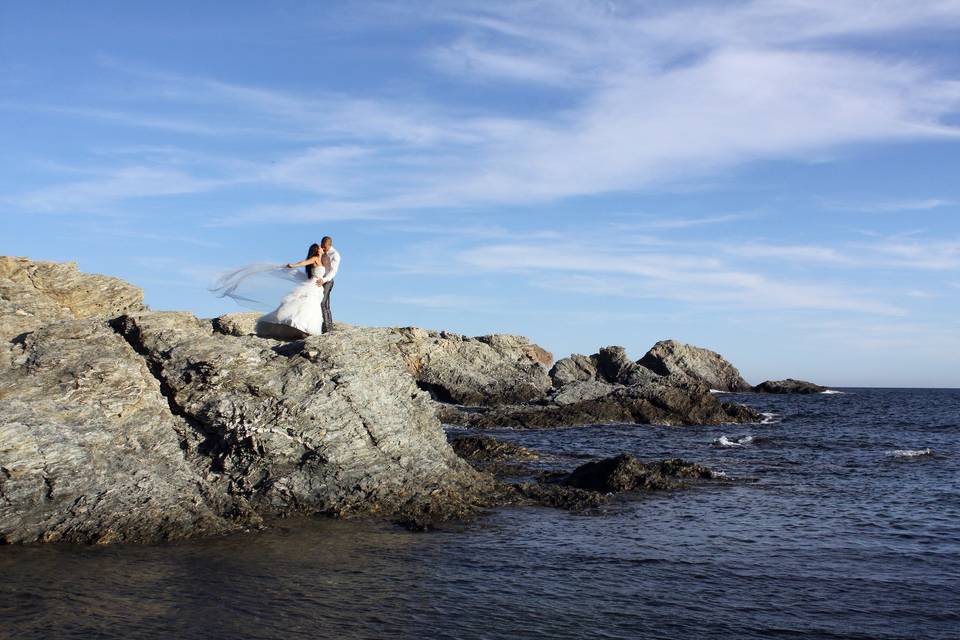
209 263 308 311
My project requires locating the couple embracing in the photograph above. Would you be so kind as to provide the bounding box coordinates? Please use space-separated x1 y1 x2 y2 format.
259 236 340 336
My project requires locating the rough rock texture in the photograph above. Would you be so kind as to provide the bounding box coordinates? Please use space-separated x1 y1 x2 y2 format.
562 455 714 493
638 339 751 392
550 380 619 406
510 482 608 511
0 318 252 544
753 379 828 394
438 379 760 429
549 347 658 389
113 313 495 522
395 329 552 405
1 256 767 543
549 353 599 387
449 436 538 462
0 256 145 343
1 257 502 543
212 312 262 337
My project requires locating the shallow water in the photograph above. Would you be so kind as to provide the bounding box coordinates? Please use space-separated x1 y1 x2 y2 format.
2 388 959 639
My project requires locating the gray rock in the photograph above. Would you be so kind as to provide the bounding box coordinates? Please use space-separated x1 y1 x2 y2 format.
0 318 253 544
550 380 619 405
394 328 553 405
549 353 598 387
638 339 751 392
550 346 658 389
753 378 828 394
439 378 760 429
1 257 500 543
596 346 657 385
212 312 261 337
0 256 145 342
113 313 495 523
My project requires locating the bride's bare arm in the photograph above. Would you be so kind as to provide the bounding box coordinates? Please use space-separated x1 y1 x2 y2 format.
285 256 321 268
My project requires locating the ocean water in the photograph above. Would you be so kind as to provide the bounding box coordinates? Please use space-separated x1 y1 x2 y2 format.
2 388 958 640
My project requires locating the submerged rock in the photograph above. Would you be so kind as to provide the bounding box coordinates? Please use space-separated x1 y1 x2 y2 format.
638 339 752 392
562 454 714 493
753 379 828 394
449 436 539 462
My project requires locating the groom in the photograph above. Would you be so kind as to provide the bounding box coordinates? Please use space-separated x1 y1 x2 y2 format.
316 236 340 333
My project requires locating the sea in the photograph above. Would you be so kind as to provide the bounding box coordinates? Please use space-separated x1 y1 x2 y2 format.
2 388 958 640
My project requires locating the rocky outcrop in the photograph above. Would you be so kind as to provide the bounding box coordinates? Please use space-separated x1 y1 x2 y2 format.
438 378 759 429
438 342 760 429
0 318 252 544
395 329 552 405
753 379 828 394
638 339 751 392
0 256 145 343
212 311 261 337
0 256 767 543
1 258 501 543
548 346 657 389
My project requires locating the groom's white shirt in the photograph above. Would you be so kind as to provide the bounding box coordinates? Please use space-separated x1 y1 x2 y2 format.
320 247 340 284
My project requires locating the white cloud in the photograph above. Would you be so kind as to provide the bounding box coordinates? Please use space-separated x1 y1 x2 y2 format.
452 241 904 315
8 1 960 217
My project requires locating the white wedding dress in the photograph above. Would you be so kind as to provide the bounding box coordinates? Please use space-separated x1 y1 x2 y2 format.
258 264 326 336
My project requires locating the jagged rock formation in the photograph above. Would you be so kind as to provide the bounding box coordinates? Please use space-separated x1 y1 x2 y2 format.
638 339 752 392
1 257 765 544
753 379 828 394
439 343 760 429
394 329 553 405
438 378 758 429
549 346 658 389
0 317 255 544
0 256 145 344
0 258 497 544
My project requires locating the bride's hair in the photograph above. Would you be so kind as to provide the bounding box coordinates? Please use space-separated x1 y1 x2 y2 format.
305 243 321 279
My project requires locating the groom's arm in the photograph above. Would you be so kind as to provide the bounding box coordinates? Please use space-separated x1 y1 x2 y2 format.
320 252 340 283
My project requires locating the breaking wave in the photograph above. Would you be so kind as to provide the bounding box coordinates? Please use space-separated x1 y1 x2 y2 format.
889 448 934 458
715 434 755 447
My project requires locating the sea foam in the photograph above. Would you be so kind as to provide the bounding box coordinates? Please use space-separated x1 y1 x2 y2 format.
890 448 934 458
715 434 755 447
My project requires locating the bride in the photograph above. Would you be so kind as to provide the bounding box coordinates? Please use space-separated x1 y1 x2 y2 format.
257 243 329 337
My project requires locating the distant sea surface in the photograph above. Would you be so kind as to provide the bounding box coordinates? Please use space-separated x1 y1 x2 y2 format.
2 388 958 639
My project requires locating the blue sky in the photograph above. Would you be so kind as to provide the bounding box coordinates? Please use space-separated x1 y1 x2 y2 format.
2 1 959 387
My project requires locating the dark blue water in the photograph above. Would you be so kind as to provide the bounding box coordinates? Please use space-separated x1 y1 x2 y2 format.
2 389 958 639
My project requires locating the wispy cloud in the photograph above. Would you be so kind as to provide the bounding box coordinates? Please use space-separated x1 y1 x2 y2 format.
6 1 960 219
6 166 227 214
449 240 904 316
824 197 954 213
